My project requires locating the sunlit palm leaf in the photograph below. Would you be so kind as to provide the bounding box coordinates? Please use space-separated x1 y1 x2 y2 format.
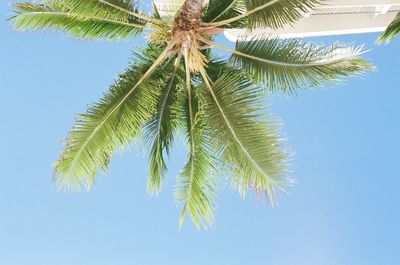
10 1 145 40
174 92 217 229
60 0 157 24
378 11 400 44
200 70 289 201
226 36 373 94
143 55 184 194
174 54 218 229
242 0 320 29
54 43 176 190
202 0 246 28
203 0 320 30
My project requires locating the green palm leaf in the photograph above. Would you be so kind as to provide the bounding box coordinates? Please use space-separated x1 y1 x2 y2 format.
200 69 289 201
174 54 218 229
10 1 146 40
174 90 217 229
56 0 159 24
202 0 246 28
242 0 320 29
54 42 176 190
378 11 400 44
203 0 320 30
220 36 373 94
143 55 184 194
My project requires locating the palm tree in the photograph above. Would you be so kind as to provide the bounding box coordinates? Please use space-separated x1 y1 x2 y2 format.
378 11 400 44
9 0 372 228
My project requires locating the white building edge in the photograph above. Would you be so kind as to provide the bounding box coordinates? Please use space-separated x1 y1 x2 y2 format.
154 0 400 41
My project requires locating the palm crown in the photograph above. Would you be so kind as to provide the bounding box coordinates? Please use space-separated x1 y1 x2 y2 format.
10 0 374 228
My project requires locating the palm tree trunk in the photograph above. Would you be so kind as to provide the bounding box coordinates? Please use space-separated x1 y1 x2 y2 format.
181 0 204 16
174 0 205 31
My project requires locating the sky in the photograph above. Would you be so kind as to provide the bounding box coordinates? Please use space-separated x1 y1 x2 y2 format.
1 2 400 265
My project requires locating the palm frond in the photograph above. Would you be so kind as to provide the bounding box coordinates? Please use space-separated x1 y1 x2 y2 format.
174 52 217 229
143 54 184 194
154 0 185 18
199 69 289 201
203 36 373 94
202 0 246 28
378 11 400 44
153 3 162 19
10 1 146 40
202 0 320 30
54 40 177 191
241 0 320 29
61 0 165 24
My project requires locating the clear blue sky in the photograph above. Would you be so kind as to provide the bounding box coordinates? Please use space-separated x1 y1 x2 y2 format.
1 2 400 265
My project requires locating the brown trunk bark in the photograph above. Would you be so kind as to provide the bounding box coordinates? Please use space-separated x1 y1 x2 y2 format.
182 0 205 16
174 0 205 31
